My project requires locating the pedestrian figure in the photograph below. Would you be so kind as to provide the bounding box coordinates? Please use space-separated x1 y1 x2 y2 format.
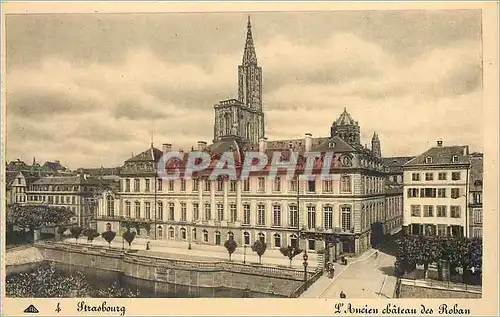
373 251 378 259
340 291 346 298
146 241 150 250
326 262 333 278
330 262 335 278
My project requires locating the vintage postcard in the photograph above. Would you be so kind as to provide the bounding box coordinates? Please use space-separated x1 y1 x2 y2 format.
1 1 498 316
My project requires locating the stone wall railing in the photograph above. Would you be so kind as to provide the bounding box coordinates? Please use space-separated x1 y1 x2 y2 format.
35 241 310 281
124 252 309 281
290 270 323 298
400 278 482 294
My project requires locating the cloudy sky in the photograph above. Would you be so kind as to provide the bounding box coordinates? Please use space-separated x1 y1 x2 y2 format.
5 10 483 169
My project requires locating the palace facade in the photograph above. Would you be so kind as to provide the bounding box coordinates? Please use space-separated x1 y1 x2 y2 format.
95 17 403 255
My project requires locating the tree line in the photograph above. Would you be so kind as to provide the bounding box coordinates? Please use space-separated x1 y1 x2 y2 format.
6 204 308 267
395 235 482 279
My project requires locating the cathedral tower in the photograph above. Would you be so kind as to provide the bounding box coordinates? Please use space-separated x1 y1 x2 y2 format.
213 16 265 143
371 132 381 158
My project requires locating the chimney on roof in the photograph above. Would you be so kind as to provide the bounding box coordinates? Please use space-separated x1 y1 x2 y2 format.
162 143 172 155
437 140 443 147
197 141 207 151
305 133 312 152
464 146 469 156
259 137 267 153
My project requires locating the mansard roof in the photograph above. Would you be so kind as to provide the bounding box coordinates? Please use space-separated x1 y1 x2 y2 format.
404 145 470 167
125 146 164 163
382 156 415 173
6 171 23 187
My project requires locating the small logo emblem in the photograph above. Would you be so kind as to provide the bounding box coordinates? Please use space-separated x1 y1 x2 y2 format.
24 305 39 314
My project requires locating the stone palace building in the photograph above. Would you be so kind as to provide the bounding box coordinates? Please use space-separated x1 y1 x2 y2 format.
96 17 404 255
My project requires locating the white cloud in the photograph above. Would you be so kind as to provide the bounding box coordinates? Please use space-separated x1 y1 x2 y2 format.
6 28 483 168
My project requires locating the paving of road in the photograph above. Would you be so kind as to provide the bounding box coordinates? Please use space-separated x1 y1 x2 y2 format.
301 249 397 299
315 250 397 299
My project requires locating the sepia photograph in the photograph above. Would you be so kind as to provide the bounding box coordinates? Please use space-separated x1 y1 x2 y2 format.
1 1 498 316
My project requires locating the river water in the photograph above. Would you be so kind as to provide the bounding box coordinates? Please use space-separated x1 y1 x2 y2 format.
49 262 283 298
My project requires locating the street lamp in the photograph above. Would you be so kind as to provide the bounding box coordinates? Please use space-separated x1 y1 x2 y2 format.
303 250 309 281
244 245 247 264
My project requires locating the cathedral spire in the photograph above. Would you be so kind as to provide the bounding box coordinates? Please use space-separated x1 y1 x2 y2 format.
242 15 257 66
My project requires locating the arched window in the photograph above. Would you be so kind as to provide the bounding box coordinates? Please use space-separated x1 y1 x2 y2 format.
158 226 163 239
106 222 111 232
215 231 221 245
203 230 209 242
180 228 187 240
192 228 197 240
169 226 175 239
243 232 250 245
258 232 265 243
228 231 234 241
290 234 298 248
106 195 114 217
274 233 281 247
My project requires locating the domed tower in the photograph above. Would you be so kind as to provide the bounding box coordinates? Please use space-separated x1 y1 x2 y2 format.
330 108 361 145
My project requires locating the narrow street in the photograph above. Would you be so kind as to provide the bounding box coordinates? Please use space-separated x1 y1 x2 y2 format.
316 250 397 298
301 235 400 299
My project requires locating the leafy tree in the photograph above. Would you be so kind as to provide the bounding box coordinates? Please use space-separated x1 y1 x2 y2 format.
101 231 117 248
5 262 92 297
251 240 267 264
6 262 139 298
56 226 68 241
94 282 140 298
415 236 443 278
83 229 100 245
224 239 237 260
6 204 74 241
279 246 303 268
122 230 136 249
467 237 482 270
70 226 83 244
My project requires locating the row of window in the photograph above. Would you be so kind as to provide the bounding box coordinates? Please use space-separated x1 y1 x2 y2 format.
424 155 460 164
360 201 391 230
13 195 26 202
409 223 464 237
27 185 94 192
110 198 355 232
137 224 304 249
407 187 463 199
411 171 461 182
121 177 357 194
410 205 462 218
10 187 26 193
28 195 81 204
471 193 483 205
472 209 483 224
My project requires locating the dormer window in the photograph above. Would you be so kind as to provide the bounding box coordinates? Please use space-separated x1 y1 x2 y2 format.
452 155 459 163
425 157 432 164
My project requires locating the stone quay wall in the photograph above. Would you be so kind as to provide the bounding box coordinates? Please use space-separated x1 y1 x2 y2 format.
34 242 309 297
